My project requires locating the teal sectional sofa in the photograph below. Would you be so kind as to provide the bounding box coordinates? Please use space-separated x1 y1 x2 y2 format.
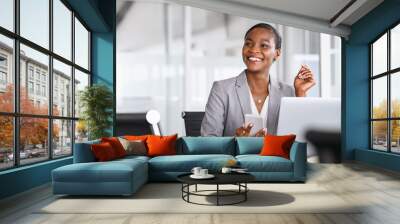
52 137 307 196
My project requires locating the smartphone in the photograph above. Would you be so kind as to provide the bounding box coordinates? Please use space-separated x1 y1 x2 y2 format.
244 114 264 136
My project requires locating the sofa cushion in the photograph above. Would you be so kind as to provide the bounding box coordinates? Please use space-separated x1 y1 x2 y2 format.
118 137 147 156
180 137 235 155
53 158 147 183
260 134 296 159
115 155 150 164
91 142 118 161
148 154 235 172
235 137 263 155
124 135 148 141
73 140 101 163
236 155 293 172
147 134 178 157
101 137 127 158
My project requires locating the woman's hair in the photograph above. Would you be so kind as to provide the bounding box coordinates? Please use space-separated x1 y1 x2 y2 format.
244 23 282 49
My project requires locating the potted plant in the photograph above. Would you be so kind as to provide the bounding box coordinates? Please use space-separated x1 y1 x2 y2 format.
79 84 113 140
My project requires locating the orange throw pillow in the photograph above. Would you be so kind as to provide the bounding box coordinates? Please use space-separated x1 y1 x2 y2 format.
260 134 296 159
146 134 178 157
124 135 148 141
101 137 127 158
91 142 117 161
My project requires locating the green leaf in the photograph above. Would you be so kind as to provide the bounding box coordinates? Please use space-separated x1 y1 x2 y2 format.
79 84 113 140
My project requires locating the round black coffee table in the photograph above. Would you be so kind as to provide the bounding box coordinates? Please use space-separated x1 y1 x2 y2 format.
177 173 255 206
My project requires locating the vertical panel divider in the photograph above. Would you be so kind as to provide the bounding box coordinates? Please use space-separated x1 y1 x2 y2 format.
71 12 76 154
14 0 20 166
49 0 54 160
388 30 391 153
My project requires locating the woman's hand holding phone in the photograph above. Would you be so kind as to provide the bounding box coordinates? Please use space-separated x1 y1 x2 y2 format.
235 123 266 137
235 123 253 136
254 128 267 137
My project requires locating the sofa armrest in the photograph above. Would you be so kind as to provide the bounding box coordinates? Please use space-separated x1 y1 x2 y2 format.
73 140 100 163
289 141 307 181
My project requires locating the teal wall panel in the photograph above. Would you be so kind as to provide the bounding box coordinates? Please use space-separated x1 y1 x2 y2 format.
65 0 110 32
343 0 400 171
92 33 114 87
0 158 72 199
355 148 400 172
91 0 116 135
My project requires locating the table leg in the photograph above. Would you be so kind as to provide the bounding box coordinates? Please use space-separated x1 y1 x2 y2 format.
187 184 190 202
195 184 197 192
245 183 247 201
217 184 219 206
181 184 183 199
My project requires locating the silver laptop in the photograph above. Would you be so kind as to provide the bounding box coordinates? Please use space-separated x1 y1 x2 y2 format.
277 97 341 163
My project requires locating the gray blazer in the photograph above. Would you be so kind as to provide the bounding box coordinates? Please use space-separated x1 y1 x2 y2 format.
201 70 295 136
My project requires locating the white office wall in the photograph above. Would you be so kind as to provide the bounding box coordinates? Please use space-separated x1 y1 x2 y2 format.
116 1 342 136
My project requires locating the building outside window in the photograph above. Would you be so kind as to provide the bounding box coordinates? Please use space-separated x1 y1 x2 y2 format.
28 67 34 80
35 70 40 81
0 54 7 89
0 72 5 86
41 73 46 82
41 85 46 97
0 54 7 67
28 81 34 94
0 71 6 84
35 83 40 95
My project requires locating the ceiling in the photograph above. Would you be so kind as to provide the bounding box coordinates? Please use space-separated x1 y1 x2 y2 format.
223 0 373 26
117 0 384 38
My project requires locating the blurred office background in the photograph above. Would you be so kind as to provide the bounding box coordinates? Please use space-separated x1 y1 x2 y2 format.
116 0 342 136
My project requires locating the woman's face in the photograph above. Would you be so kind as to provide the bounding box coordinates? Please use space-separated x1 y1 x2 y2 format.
242 27 280 73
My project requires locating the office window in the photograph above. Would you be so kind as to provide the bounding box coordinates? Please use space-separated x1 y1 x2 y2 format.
53 59 72 117
21 44 49 116
75 120 88 143
370 22 400 153
53 0 72 60
372 77 387 119
0 116 13 170
0 1 91 170
0 0 14 32
19 117 49 165
0 34 13 113
372 34 387 77
20 0 49 49
74 69 89 118
391 24 400 70
75 18 89 70
53 119 72 158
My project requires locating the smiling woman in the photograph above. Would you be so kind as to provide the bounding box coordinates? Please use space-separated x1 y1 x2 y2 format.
200 23 316 137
